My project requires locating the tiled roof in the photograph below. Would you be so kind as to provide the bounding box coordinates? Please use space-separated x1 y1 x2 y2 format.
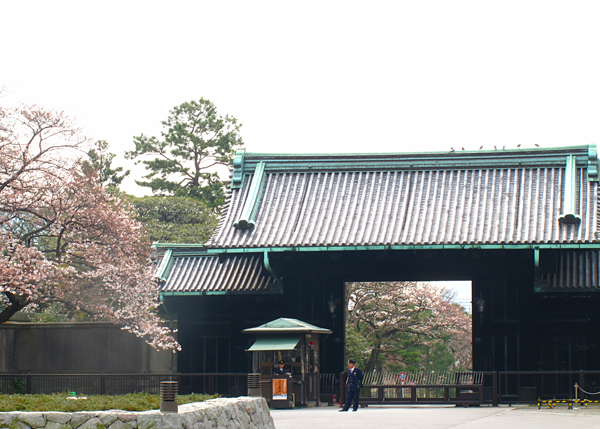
160 254 276 294
208 146 600 249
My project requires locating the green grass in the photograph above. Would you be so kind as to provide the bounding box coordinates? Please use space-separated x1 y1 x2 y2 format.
0 392 219 412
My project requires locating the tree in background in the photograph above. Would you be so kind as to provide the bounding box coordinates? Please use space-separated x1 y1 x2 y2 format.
346 281 471 373
130 195 218 244
125 98 244 210
0 104 179 350
81 139 130 192
78 141 217 244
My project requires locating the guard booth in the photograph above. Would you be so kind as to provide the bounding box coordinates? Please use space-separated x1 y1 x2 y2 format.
244 318 332 408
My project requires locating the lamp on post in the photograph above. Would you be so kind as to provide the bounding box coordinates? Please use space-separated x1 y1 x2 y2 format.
328 294 336 326
476 293 485 326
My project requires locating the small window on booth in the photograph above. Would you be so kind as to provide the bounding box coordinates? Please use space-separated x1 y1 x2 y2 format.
282 350 300 362
259 351 275 363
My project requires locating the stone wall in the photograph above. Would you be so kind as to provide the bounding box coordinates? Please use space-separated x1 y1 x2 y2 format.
0 322 174 373
0 397 274 429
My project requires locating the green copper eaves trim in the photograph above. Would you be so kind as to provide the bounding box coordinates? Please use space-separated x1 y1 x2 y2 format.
204 243 600 254
153 243 207 249
153 242 600 256
160 289 281 297
159 291 226 297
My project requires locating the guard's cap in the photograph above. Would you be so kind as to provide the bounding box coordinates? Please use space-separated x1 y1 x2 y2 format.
348 359 356 364
278 360 284 364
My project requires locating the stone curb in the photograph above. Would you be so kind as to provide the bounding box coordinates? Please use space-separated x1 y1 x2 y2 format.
0 397 274 429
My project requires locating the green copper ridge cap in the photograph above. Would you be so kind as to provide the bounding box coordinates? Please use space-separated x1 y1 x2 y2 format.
155 249 173 281
234 161 266 230
559 155 582 225
205 243 600 254
228 145 594 176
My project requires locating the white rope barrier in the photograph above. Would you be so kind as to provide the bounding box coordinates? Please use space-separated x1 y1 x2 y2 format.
576 384 600 396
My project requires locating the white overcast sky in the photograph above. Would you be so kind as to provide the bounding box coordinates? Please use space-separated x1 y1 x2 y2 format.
3 1 600 192
3 1 597 305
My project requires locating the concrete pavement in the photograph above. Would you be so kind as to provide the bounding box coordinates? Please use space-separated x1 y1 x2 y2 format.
271 404 600 429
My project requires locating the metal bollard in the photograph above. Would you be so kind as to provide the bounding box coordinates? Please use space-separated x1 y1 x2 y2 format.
160 381 178 413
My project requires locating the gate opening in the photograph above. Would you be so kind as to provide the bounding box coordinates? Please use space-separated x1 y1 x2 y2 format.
344 280 473 375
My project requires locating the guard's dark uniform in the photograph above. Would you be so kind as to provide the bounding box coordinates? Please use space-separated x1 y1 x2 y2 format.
342 366 364 411
273 361 287 375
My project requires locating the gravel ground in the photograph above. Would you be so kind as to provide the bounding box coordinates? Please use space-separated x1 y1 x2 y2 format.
271 404 600 429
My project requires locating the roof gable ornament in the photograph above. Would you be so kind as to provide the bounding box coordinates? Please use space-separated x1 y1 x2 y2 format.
587 144 599 181
559 154 582 225
231 150 246 189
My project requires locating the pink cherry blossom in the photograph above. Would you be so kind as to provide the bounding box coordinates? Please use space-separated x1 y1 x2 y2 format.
0 104 180 350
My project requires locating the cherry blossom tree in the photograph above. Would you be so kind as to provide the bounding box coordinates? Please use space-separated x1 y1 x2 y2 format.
346 281 471 372
0 104 180 350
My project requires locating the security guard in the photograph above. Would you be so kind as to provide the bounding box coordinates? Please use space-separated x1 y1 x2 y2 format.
273 360 287 375
340 359 364 412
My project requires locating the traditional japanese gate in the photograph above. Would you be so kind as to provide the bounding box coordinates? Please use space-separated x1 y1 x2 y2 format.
156 145 600 377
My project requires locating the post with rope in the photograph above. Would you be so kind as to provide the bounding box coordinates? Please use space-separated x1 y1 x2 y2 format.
574 382 600 407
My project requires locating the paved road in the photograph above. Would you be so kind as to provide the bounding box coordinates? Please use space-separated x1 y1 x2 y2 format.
271 404 600 429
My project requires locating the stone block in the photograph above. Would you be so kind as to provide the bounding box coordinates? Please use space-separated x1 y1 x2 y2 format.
249 412 262 427
0 413 14 427
116 415 136 423
13 413 45 429
70 414 93 429
215 410 228 429
46 422 71 429
97 414 117 427
179 413 195 429
108 420 136 429
204 407 218 423
45 414 71 425
136 415 160 429
193 411 206 424
160 413 181 429
78 417 105 429
232 404 250 427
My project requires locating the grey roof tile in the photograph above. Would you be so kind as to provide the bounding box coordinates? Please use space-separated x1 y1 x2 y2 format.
208 167 598 248
160 255 274 293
